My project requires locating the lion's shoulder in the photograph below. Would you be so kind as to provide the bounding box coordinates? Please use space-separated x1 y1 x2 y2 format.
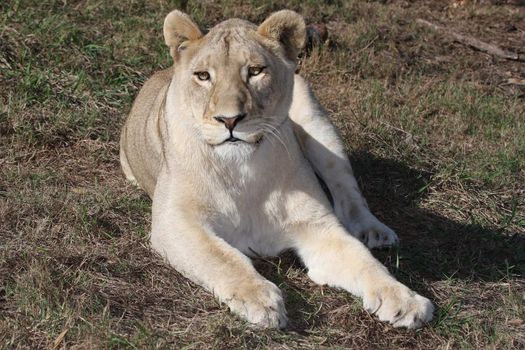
136 67 173 103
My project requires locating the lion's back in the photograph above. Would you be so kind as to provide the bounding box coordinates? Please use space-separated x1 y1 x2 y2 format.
120 67 173 197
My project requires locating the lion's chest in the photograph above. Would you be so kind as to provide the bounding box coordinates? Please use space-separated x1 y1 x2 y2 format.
202 163 293 257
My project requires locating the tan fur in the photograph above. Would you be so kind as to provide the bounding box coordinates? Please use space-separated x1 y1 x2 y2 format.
120 10 433 329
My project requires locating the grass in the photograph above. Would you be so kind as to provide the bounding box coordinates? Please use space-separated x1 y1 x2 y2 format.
1 0 524 348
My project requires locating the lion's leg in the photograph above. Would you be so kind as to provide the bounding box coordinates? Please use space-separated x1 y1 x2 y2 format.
289 75 398 248
151 179 287 328
290 219 433 328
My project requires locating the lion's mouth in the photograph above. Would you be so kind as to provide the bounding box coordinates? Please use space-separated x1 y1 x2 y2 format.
225 136 242 143
215 133 263 146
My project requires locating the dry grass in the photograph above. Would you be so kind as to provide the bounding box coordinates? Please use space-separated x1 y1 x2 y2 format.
1 0 524 349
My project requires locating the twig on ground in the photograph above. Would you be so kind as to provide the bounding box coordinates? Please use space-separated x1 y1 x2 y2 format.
51 329 68 350
504 78 525 86
416 18 525 62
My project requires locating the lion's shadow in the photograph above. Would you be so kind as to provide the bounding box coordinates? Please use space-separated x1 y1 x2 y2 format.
349 151 524 284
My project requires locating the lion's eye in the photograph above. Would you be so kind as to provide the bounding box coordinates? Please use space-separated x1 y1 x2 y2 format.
195 71 210 81
248 66 265 77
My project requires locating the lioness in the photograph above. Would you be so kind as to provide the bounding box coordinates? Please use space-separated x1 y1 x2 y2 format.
120 9 434 329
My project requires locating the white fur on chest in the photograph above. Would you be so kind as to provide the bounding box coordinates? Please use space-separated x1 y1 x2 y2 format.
203 139 297 257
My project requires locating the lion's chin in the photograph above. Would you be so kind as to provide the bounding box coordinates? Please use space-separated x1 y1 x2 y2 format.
213 140 258 162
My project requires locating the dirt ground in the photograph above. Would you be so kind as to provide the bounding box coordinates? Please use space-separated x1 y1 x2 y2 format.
1 0 524 349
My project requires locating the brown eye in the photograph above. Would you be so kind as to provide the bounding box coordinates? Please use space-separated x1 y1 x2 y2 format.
195 71 210 81
248 66 265 77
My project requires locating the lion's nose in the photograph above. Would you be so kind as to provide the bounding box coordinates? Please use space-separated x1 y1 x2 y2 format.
214 113 246 131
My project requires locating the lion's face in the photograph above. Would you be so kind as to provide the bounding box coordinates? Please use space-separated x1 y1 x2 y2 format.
178 23 294 148
163 11 305 156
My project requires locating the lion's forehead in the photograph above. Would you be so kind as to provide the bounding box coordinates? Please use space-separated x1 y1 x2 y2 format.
209 18 257 33
189 23 269 67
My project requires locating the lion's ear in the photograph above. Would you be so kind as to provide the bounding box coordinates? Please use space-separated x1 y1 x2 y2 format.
163 10 203 60
257 10 306 62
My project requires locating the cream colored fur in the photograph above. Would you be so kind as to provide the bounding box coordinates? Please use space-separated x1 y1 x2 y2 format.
120 9 433 329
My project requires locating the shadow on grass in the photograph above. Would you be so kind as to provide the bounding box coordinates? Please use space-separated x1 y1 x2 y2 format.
349 151 525 284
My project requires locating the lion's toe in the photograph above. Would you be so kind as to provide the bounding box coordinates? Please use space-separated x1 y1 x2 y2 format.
364 284 434 329
226 279 287 329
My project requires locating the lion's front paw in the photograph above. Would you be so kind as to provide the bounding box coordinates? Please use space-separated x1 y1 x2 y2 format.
354 219 399 249
340 210 399 249
224 279 287 329
363 284 434 329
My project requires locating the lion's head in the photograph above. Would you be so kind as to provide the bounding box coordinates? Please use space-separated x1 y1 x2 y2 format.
163 10 305 157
